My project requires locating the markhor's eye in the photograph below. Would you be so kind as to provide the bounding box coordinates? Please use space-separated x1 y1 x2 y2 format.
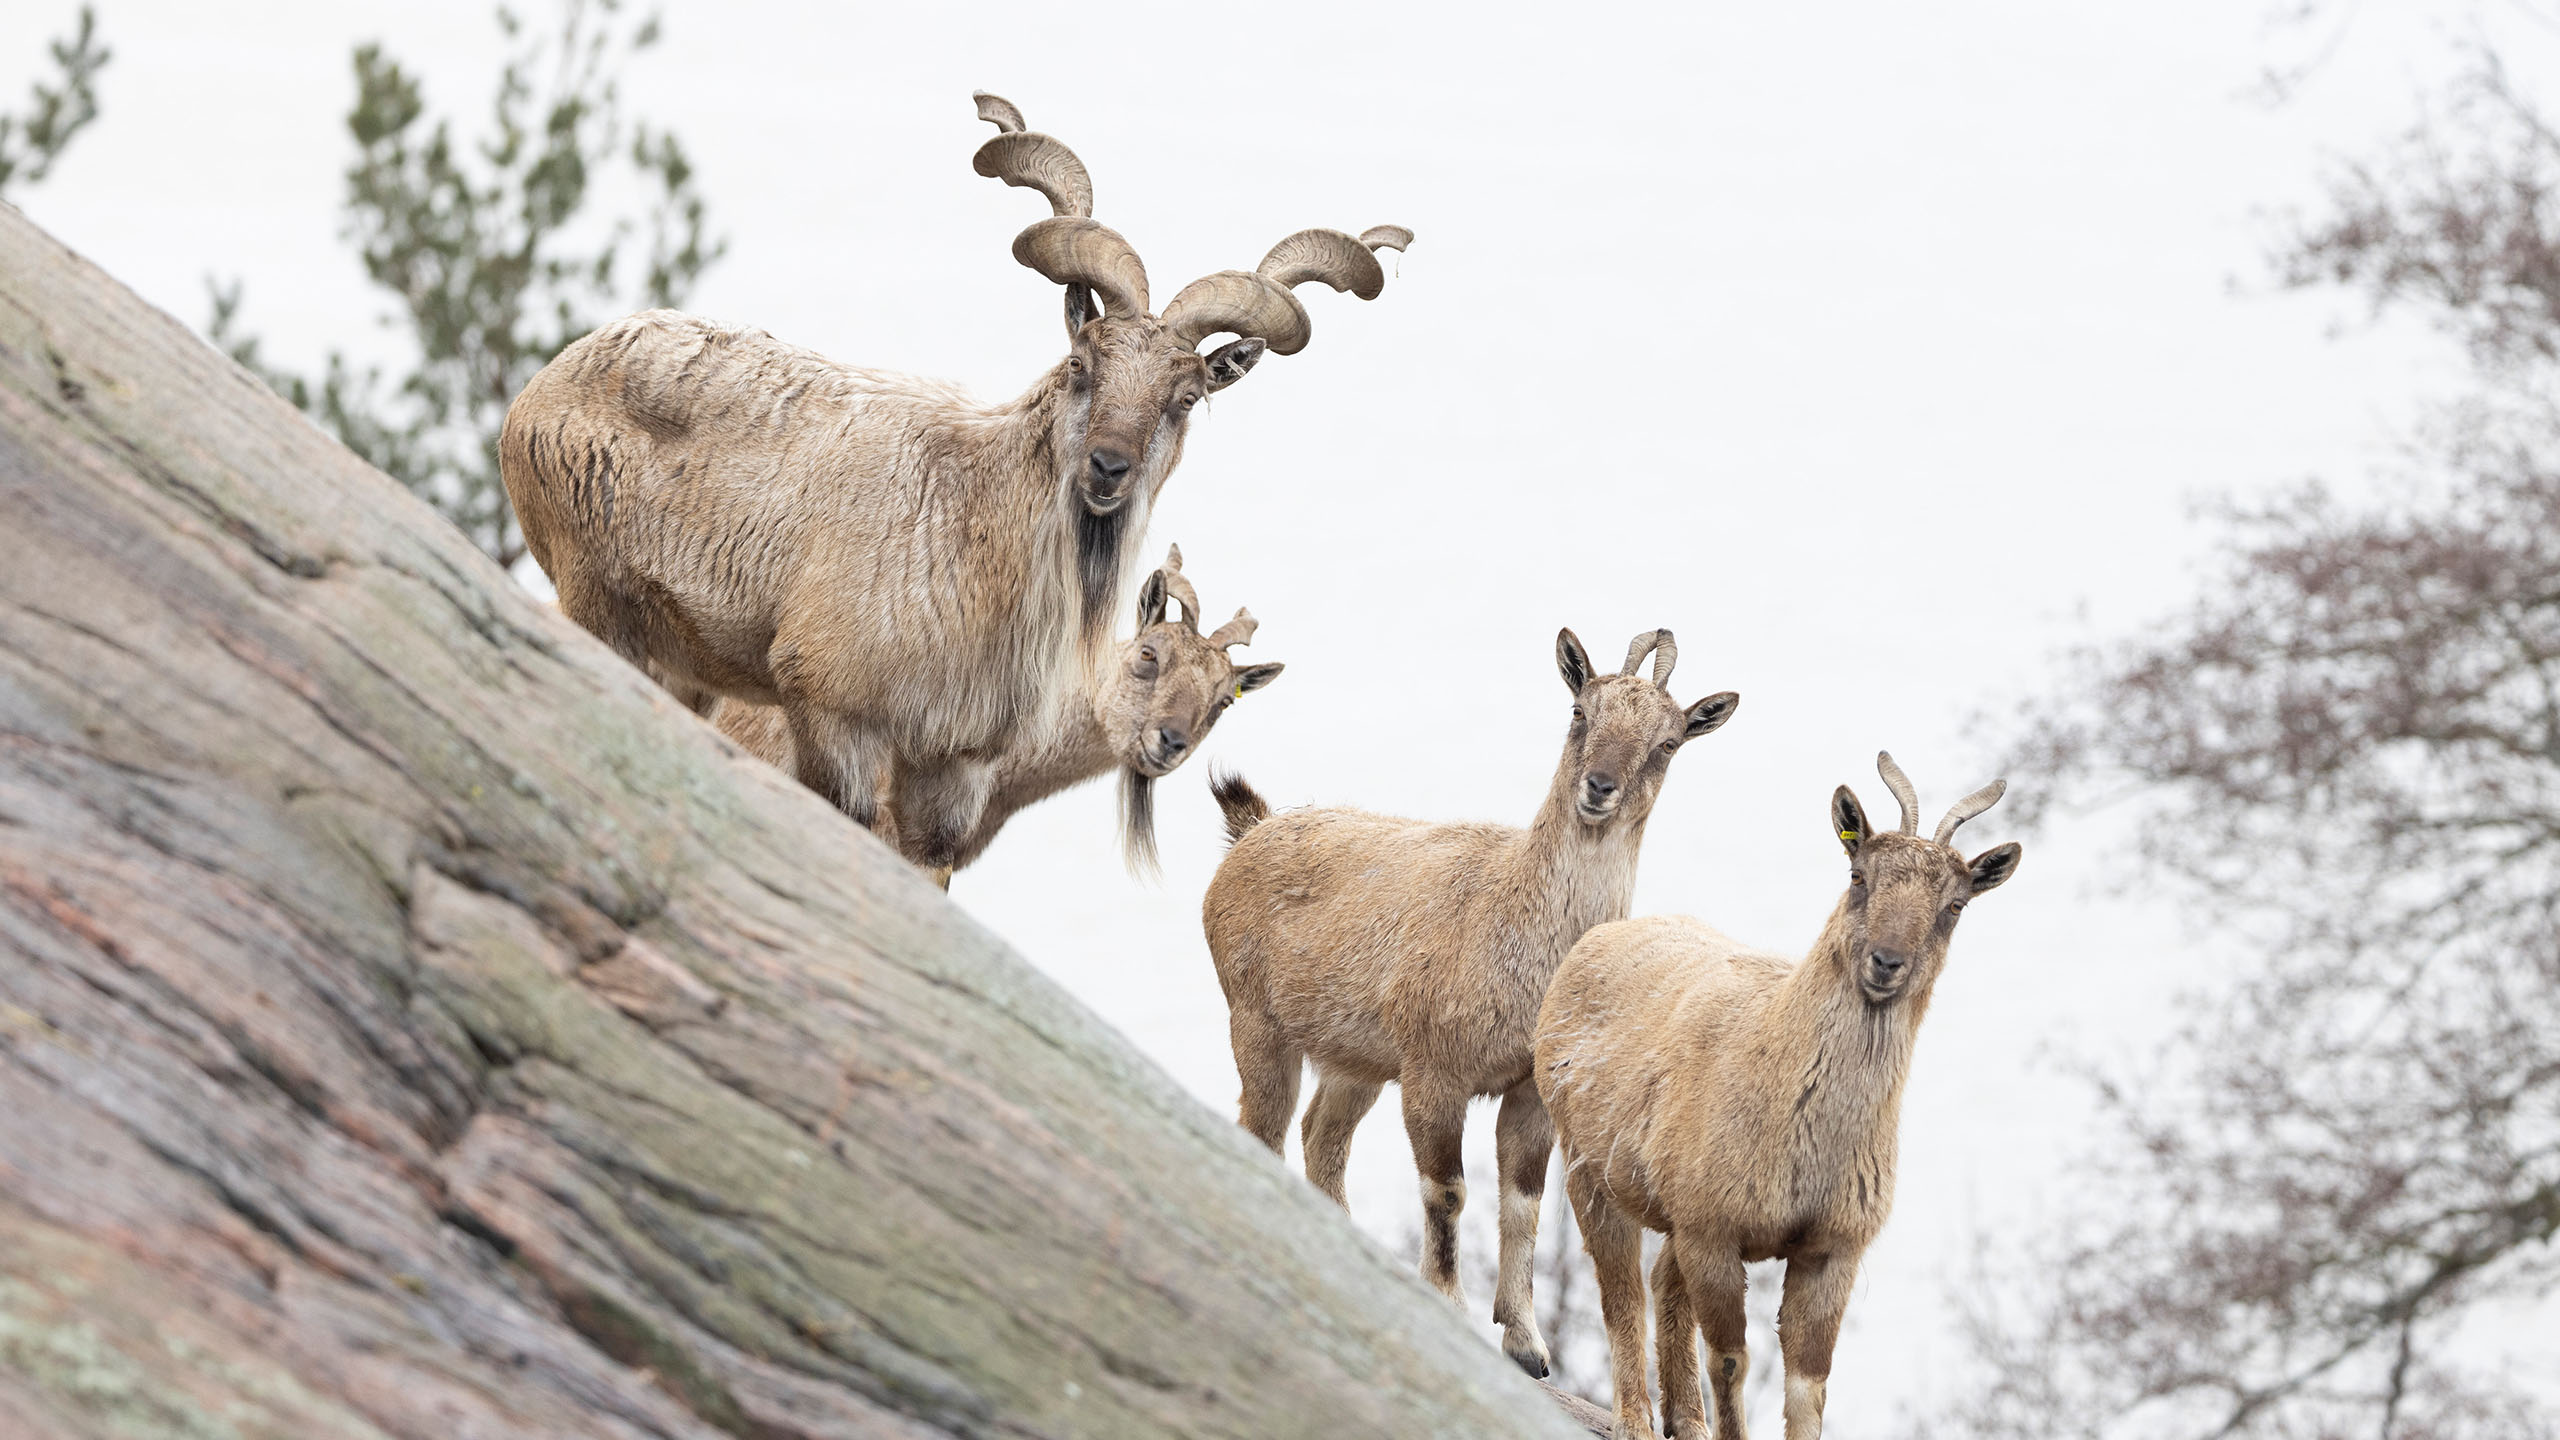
1660 738 1679 753
1850 871 1866 887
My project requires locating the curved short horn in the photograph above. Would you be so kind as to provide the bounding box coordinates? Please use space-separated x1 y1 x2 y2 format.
1259 228 1386 301
1156 546 1202 629
1012 216 1148 318
1360 225 1415 253
1934 779 2007 845
1876 752 1920 835
1161 270 1311 354
1208 608 1258 650
973 131 1094 218
1650 631 1678 689
1620 629 1665 677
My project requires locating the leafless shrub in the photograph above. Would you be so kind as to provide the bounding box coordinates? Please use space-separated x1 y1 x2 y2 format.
1920 49 2560 1433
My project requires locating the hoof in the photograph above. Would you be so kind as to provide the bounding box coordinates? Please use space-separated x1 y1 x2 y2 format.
1502 1329 1552 1380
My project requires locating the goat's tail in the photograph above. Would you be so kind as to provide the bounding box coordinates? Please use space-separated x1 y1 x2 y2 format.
1208 767 1269 845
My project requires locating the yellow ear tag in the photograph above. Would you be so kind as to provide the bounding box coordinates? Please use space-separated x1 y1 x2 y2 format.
1839 830 1860 843
1233 679 1248 699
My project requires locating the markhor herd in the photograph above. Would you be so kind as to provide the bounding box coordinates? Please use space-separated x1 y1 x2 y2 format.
499 93 2023 1440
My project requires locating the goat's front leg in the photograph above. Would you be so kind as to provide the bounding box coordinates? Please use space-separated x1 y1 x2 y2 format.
1566 1162 1651 1440
1300 1069 1383 1206
1777 1250 1859 1440
891 753 996 874
1674 1231 1751 1440
1400 1074 1472 1305
782 704 890 832
1492 1079 1554 1379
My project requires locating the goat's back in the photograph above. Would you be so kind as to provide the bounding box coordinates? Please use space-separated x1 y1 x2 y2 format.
506 311 937 585
1540 920 1782 1152
1204 805 1533 1083
501 311 1068 751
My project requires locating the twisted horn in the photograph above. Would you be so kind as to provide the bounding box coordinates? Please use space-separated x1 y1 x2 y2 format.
1876 752 1921 835
973 91 1027 133
973 132 1094 218
1160 270 1310 354
1163 224 1413 355
1012 217 1148 318
1208 608 1258 650
1259 228 1386 300
1650 631 1678 689
1934 780 2008 845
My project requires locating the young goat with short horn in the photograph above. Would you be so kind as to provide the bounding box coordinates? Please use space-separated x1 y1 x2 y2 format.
1534 754 2022 1440
712 546 1280 882
1202 629 1739 1380
500 92 1403 871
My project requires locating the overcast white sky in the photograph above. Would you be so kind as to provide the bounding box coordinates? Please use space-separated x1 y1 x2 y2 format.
5 0 2540 1430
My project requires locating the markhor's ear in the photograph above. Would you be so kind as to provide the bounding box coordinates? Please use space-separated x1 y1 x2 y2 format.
1231 662 1284 696
1968 842 2022 895
1685 691 1740 738
1832 786 1868 857
1204 337 1266 392
1065 283 1098 337
1136 569 1168 626
1557 628 1593 694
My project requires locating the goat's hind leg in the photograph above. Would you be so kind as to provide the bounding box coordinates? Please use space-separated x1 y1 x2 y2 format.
1567 1162 1652 1440
1300 1069 1382 1206
1493 1079 1555 1379
1228 1009 1302 1155
1651 1240 1707 1439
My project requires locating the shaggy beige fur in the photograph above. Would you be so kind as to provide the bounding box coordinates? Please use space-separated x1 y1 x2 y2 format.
498 94 1402 869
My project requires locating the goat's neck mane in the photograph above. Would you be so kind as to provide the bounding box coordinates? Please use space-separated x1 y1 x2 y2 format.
1767 896 1926 1129
957 649 1135 873
1003 648 1121 791
1510 745 1646 936
1006 360 1137 660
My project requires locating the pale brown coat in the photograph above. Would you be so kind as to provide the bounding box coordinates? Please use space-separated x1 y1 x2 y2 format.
1534 757 2022 1440
1202 628 1738 1381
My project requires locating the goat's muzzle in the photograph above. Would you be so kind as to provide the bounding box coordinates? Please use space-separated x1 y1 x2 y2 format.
1575 772 1620 825
1861 947 1911 1003
1137 723 1190 776
1082 448 1134 515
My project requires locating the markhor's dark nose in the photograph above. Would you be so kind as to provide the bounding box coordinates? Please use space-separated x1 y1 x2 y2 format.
1089 449 1133 489
1584 773 1618 800
1869 949 1908 976
1154 725 1190 759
